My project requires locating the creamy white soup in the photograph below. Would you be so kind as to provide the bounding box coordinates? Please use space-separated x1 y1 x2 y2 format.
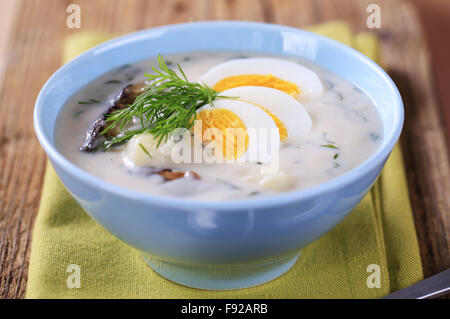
55 51 383 200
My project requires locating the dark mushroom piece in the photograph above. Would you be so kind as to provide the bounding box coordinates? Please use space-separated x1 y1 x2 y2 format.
80 82 148 152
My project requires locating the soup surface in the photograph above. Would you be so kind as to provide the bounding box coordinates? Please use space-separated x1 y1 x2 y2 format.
55 51 383 200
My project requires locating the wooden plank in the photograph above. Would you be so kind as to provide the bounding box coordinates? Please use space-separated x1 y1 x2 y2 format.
0 0 448 298
411 0 450 148
0 0 20 89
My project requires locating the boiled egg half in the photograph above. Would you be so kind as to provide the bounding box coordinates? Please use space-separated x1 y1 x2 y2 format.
219 86 312 143
201 57 324 100
195 99 280 163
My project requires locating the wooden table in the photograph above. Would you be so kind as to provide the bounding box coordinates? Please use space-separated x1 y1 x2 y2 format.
0 0 448 299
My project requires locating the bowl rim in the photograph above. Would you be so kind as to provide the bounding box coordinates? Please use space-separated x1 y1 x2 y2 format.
34 20 404 211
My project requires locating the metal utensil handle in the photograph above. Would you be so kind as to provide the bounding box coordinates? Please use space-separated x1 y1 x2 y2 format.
383 268 450 299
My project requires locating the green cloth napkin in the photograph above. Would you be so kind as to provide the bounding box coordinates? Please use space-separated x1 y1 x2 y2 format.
26 21 423 299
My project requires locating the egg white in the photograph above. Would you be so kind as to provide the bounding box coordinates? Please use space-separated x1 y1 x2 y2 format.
220 86 312 143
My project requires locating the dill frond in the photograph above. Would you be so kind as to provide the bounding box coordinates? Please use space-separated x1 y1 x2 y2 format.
100 54 229 150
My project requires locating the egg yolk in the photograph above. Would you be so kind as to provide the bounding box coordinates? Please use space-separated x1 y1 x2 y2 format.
212 74 301 96
241 101 288 142
196 109 249 160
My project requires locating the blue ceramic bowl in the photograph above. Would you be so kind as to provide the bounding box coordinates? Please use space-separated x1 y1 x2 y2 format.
34 21 403 290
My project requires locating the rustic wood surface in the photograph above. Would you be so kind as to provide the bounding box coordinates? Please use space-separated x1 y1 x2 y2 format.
411 0 450 148
0 0 448 299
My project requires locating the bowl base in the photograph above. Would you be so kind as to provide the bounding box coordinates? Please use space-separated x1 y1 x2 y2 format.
142 252 300 290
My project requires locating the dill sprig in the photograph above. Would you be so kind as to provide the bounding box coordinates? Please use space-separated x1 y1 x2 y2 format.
321 144 339 150
100 54 228 150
